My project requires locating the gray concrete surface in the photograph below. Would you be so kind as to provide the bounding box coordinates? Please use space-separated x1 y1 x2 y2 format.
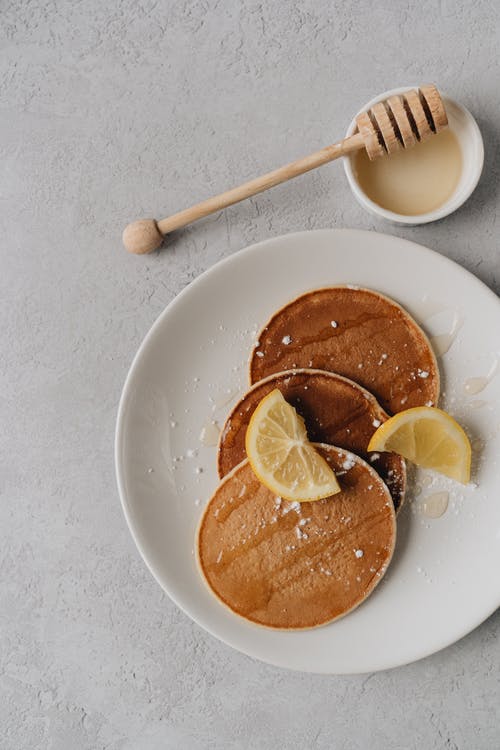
1 1 499 748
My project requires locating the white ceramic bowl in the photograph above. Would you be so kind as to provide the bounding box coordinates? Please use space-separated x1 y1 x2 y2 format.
343 87 484 225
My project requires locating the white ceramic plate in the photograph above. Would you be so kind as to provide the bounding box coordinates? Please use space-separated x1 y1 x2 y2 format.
115 229 500 674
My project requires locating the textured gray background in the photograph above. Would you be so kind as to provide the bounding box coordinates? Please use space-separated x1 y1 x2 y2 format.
1 1 499 748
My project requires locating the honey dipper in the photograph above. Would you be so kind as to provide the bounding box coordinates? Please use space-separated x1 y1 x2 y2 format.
123 84 447 254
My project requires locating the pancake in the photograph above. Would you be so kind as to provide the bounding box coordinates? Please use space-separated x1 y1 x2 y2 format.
218 369 406 510
198 444 396 630
249 286 439 415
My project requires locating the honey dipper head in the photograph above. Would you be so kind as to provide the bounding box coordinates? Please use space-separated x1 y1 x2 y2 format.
356 84 448 160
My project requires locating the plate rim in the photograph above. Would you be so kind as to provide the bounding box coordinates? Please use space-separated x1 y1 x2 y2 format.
115 228 500 674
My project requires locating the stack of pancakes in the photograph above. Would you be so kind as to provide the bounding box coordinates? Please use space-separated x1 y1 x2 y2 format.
198 287 439 630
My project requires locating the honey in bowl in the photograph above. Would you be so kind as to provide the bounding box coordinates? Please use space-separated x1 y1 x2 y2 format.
353 129 462 216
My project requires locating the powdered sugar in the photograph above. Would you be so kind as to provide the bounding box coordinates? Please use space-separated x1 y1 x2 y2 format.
342 455 356 471
283 500 301 515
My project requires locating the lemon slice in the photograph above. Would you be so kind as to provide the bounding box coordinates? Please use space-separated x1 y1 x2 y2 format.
367 406 471 483
245 389 340 502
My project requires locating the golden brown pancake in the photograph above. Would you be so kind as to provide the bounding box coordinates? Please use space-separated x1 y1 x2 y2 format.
218 369 406 510
198 445 396 630
249 287 439 415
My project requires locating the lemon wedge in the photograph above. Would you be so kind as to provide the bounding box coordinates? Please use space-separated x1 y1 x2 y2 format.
367 406 471 484
245 389 341 502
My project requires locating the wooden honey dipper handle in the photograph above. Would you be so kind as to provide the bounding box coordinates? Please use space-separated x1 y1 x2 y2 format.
123 133 364 254
123 84 447 254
